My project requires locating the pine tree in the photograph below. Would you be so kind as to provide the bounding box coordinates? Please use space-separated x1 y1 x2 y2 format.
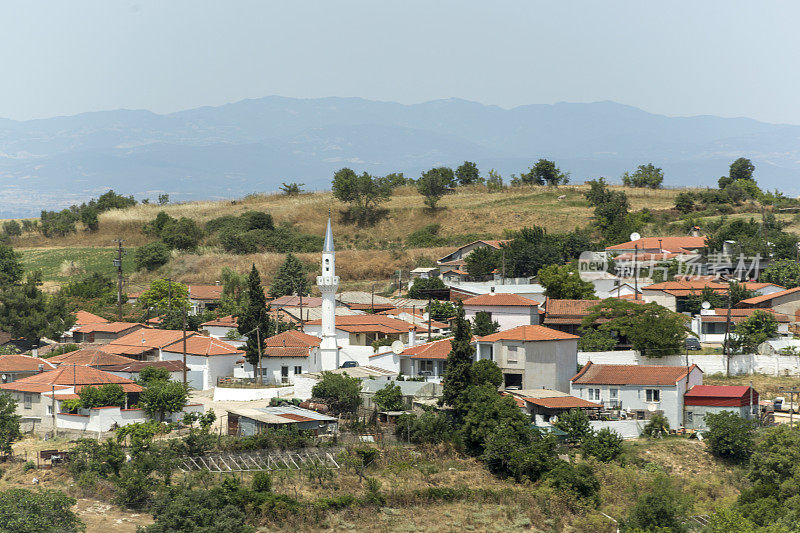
472 311 499 337
237 265 271 384
270 253 310 297
440 302 474 417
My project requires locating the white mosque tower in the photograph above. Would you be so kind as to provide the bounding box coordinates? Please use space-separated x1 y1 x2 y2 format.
317 217 340 369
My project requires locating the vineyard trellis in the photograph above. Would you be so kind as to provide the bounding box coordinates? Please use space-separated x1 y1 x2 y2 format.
177 450 341 473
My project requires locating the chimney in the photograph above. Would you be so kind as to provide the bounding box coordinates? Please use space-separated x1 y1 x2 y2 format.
490 286 495 294
408 326 417 347
38 364 44 373
215 280 220 286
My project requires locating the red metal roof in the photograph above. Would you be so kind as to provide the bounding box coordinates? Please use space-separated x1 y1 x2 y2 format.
737 286 800 306
571 361 700 386
684 385 758 407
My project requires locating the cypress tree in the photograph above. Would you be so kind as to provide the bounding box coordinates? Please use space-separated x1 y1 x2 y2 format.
440 302 474 417
270 253 310 297
237 265 271 383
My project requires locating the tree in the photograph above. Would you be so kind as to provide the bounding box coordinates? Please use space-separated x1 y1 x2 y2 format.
426 300 457 322
2 220 22 237
537 264 596 299
486 169 504 191
455 161 481 185
553 408 593 445
0 393 21 455
144 485 254 533
238 265 271 383
0 488 84 533
0 276 75 343
440 302 474 416
577 329 618 351
582 427 623 462
279 182 304 196
623 474 690 532
269 253 310 297
331 168 392 225
157 193 170 205
78 384 125 409
502 226 594 278
218 267 249 316
704 411 756 463
417 167 454 209
161 217 203 251
311 372 362 414
470 359 502 388
760 259 800 289
729 157 756 181
580 299 690 357
472 311 499 336
621 163 664 188
138 366 171 385
460 385 530 455
544 462 600 504
407 276 446 299
464 246 500 279
139 380 188 421
80 207 99 231
641 412 670 438
521 159 569 186
134 242 170 271
674 192 695 214
138 278 189 312
373 382 404 411
731 310 778 354
482 424 555 482
0 244 23 287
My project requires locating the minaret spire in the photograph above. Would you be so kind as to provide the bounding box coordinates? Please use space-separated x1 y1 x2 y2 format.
317 216 339 369
323 216 334 252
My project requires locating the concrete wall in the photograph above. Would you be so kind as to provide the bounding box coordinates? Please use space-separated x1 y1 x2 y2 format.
161 352 239 390
579 350 800 376
55 404 204 433
212 386 293 402
685 404 756 430
522 339 578 393
464 305 539 330
641 290 677 310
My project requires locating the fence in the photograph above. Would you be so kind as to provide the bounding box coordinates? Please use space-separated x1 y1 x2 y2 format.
579 351 800 376
177 449 340 473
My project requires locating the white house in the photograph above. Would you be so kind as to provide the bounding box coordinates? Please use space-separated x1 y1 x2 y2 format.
397 337 455 382
462 290 540 330
691 308 791 344
233 330 325 385
160 335 243 390
200 315 246 347
474 325 579 393
570 362 703 429
736 286 800 322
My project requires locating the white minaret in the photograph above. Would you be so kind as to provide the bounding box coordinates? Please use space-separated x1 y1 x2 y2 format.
317 217 340 369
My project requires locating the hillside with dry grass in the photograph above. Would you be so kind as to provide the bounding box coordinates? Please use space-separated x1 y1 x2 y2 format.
8 183 793 292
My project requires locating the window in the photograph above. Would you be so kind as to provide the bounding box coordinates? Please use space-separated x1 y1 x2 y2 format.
294 366 302 375
588 388 601 401
281 366 289 377
47 405 52 416
261 368 270 377
23 393 32 410
419 360 434 374
686 412 693 424
610 388 618 400
507 346 518 364
646 389 660 402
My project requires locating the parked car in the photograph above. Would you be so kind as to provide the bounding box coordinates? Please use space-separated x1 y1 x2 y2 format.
340 361 359 368
685 337 702 351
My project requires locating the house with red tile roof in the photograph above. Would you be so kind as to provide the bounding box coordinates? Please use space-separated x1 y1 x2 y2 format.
200 315 246 347
0 354 56 383
462 290 541 331
474 325 579 393
304 315 428 346
570 362 703 428
605 235 708 255
436 240 510 270
160 335 244 390
73 322 149 344
684 384 759 430
105 329 199 360
233 330 325 385
48 348 137 368
640 280 785 312
396 337 456 381
691 308 791 343
503 388 602 422
735 286 800 323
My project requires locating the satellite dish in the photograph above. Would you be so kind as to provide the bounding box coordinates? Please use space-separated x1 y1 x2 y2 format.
701 301 711 310
629 232 641 242
647 403 657 412
391 340 404 355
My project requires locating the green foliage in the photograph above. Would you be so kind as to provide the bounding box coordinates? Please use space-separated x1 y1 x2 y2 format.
440 303 473 416
520 159 569 186
482 424 556 482
704 410 755 463
138 278 189 311
471 311 499 336
486 169 504 191
78 383 126 408
311 372 362 414
252 471 272 493
22 460 35 472
2 220 22 237
373 382 404 411
577 329 618 351
134 241 171 271
455 161 482 185
279 182 304 196
40 208 78 237
68 438 126 478
554 408 593 445
580 299 690 357
417 167 455 209
622 474 690 532
641 413 670 438
0 488 84 532
139 380 188 421
161 217 203 251
238 265 271 373
471 359 502 388
621 163 664 189
0 275 75 342
674 191 695 214
582 427 623 462
407 276 446 299
42 343 79 358
537 263 597 299
0 244 23 287
731 310 779 354
729 157 756 181
703 508 757 533
706 213 798 260
208 211 319 254
426 299 456 322
464 246 501 279
460 385 531 456
269 253 310 297
217 267 249 316
332 167 392 225
545 462 600 504
62 272 117 303
406 224 447 248
157 193 169 205
138 366 171 385
395 410 456 444
0 393 21 455
502 226 594 278
760 259 800 289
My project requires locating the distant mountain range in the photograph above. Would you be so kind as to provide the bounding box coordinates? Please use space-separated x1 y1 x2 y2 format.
2 96 799 218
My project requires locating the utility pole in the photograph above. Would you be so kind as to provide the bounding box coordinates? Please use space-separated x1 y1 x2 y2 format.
501 249 506 285
182 305 188 387
633 244 639 299
427 293 432 341
113 239 125 321
298 284 304 332
722 286 733 377
167 278 173 311
256 326 263 386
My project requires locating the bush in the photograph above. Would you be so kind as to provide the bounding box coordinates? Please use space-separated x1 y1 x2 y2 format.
134 241 170 271
482 425 555 482
395 410 456 445
553 408 593 445
161 217 203 250
544 462 600 504
0 488 84 532
22 460 35 472
704 411 755 463
622 474 690 532
641 413 670 439
251 471 272 493
582 427 623 462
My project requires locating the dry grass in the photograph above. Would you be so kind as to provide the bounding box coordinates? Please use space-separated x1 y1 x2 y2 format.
704 372 800 400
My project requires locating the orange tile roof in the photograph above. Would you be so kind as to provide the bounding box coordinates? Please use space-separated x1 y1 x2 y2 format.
74 311 109 325
700 308 789 323
188 285 224 301
0 354 56 373
0 383 71 393
521 396 602 409
736 286 800 306
162 335 243 356
305 315 424 333
643 280 780 298
0 364 139 388
74 322 146 334
48 348 137 367
544 299 603 316
401 338 454 360
109 329 197 350
606 236 707 252
571 362 700 386
102 360 187 372
262 347 312 358
477 325 579 342
265 330 321 348
101 344 150 356
201 315 239 328
462 293 540 307
269 296 323 308
612 252 682 261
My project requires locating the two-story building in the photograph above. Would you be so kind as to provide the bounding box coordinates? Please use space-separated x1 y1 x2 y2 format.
691 308 791 344
462 291 540 330
736 286 800 323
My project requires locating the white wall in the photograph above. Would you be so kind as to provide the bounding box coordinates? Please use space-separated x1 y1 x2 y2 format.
212 386 293 402
161 351 239 390
370 351 401 373
464 304 539 330
56 404 204 432
578 350 800 376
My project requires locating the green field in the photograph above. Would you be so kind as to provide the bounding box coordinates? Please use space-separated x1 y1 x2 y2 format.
18 247 137 283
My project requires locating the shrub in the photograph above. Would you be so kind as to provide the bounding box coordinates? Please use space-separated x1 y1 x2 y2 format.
251 471 272 493
0 488 84 532
704 411 755 463
161 217 203 250
641 413 670 439
22 460 35 472
134 241 170 271
622 474 690 532
582 427 623 462
544 462 600 504
553 408 593 445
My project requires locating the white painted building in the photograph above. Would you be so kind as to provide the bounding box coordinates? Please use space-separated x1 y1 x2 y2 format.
691 308 791 344
160 335 243 390
462 290 540 330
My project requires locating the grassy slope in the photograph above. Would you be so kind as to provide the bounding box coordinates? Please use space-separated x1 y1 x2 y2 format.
10 184 786 290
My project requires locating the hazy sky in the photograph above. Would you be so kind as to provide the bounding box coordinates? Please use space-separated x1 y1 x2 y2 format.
1 1 797 123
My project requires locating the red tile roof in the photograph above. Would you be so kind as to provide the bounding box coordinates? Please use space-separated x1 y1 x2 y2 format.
606 236 707 253
269 296 323 308
265 330 321 348
48 348 137 367
521 396 602 409
571 362 700 386
477 325 579 342
700 308 789 323
401 338 454 360
262 347 312 358
544 299 603 316
109 329 197 350
162 335 243 357
74 322 146 334
462 293 540 307
736 286 800 307
0 364 139 389
305 315 424 333
74 311 109 326
188 284 224 301
643 280 780 298
0 354 56 373
101 360 188 373
201 315 239 328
